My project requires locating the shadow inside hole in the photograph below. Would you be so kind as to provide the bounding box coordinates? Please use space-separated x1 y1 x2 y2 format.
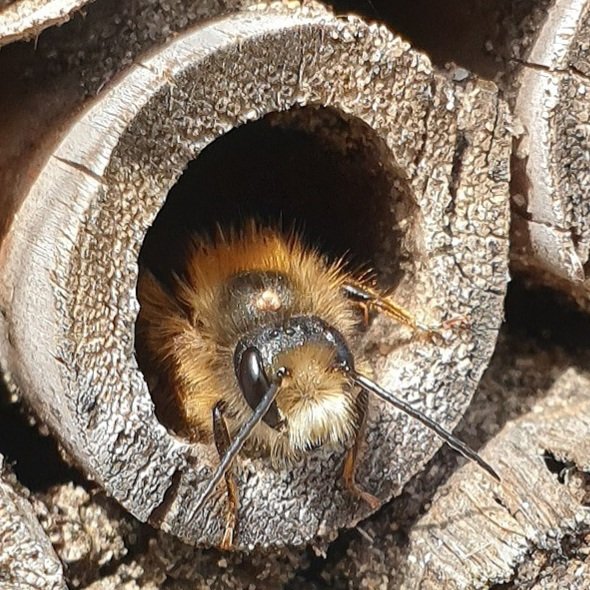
139 106 414 289
137 105 416 433
0 382 86 492
326 0 528 79
543 450 575 485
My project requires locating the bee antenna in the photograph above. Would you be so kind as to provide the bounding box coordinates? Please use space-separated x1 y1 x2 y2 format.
191 378 282 516
350 371 500 483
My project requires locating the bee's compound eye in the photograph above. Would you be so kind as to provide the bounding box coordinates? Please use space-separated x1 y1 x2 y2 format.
237 347 283 429
239 347 270 395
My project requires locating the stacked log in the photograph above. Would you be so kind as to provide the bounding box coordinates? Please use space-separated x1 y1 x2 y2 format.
0 0 587 587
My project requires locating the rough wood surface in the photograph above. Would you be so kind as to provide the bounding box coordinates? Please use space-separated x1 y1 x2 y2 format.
8 294 587 589
402 368 590 588
0 0 94 45
0 0 247 244
338 1 590 303
0 455 66 590
294 295 590 589
510 0 590 299
31 483 307 589
0 4 511 548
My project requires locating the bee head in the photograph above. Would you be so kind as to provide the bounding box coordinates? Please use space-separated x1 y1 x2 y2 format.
233 316 359 451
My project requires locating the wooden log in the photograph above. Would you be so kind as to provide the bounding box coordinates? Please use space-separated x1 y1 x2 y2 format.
299 299 590 588
339 0 590 303
10 306 588 588
0 0 94 46
33 483 308 588
0 455 66 590
0 4 511 548
0 0 247 244
510 0 590 301
401 365 590 588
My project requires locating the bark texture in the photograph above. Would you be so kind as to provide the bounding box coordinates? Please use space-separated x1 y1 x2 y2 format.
0 2 510 548
294 298 590 589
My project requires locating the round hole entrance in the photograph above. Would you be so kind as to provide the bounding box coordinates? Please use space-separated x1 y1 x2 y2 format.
136 105 417 434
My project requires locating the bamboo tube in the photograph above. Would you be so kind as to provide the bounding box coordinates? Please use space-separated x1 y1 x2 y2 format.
0 4 511 548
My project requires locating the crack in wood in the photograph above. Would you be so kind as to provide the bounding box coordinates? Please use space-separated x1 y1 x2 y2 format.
53 155 106 186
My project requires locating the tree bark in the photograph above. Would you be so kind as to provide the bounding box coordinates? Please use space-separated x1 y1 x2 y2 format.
0 2 510 548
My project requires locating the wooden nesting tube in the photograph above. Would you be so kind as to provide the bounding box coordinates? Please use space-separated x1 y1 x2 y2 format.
0 456 66 590
0 5 511 548
0 0 93 46
401 372 590 588
511 0 590 299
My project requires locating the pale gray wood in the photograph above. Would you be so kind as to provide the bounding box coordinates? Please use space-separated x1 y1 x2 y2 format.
401 366 590 589
0 456 66 590
511 0 590 300
22 324 590 589
293 323 590 589
0 0 94 46
0 5 511 548
0 0 246 242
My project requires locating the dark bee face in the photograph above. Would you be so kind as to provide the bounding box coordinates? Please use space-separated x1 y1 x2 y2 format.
234 316 355 430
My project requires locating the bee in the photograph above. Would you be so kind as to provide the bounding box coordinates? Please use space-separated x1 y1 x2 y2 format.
136 221 499 549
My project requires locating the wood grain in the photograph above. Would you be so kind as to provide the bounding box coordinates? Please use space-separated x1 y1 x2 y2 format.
0 0 94 46
511 0 590 301
402 366 590 588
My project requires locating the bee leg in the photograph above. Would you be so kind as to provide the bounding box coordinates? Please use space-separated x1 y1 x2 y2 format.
212 403 239 550
343 281 423 330
342 281 467 339
343 390 380 510
358 301 371 328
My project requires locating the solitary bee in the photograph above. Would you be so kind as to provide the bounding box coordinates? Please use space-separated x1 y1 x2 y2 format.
137 221 498 549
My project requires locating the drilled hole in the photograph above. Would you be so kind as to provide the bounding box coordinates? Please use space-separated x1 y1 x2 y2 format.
136 105 417 434
139 106 415 288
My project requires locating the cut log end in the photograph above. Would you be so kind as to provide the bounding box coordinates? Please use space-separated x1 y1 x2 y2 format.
0 0 94 46
511 0 590 296
0 6 511 548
